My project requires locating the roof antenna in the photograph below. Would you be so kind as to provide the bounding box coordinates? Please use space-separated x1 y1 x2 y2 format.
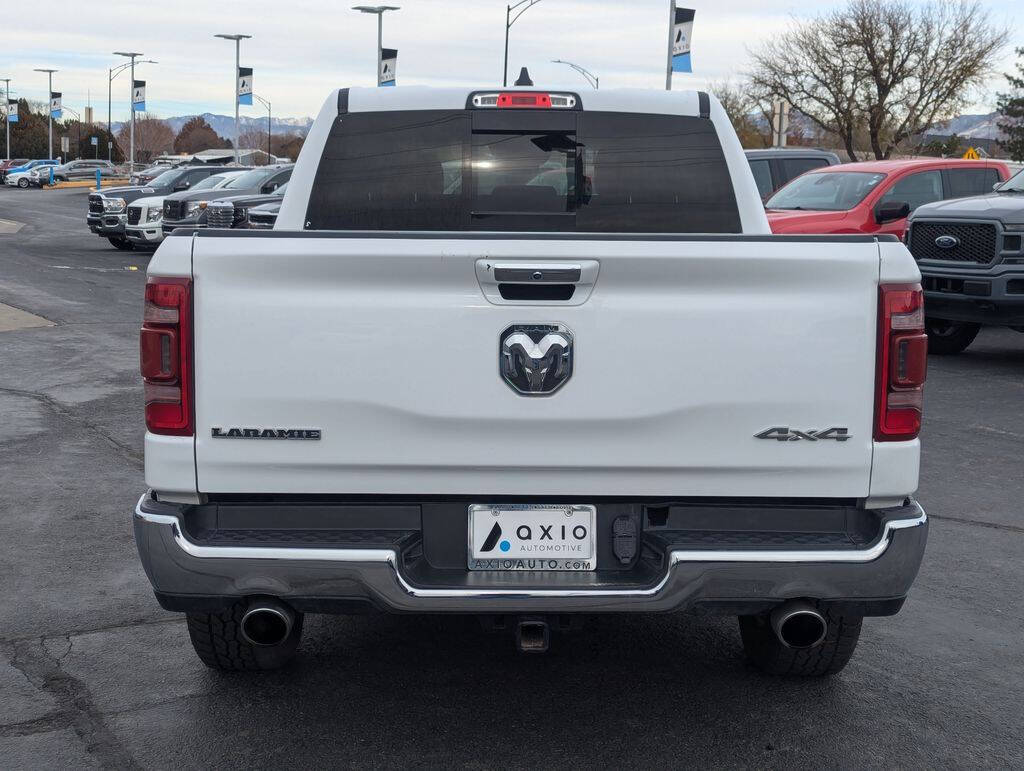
514 67 534 87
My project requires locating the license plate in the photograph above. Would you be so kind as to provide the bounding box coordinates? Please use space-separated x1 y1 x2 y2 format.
468 504 596 571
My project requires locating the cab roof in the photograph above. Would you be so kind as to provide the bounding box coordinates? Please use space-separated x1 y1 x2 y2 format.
335 86 711 119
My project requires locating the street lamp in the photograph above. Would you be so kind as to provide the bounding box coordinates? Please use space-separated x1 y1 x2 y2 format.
215 33 252 163
503 0 543 88
551 59 599 89
113 52 144 171
1 78 10 161
252 94 271 162
109 59 156 162
33 68 57 159
352 6 400 86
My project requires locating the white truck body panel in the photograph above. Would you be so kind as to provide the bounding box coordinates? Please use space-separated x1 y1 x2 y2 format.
143 86 923 503
185 234 883 497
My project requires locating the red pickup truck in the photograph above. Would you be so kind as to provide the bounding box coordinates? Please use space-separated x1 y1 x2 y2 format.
765 159 1010 240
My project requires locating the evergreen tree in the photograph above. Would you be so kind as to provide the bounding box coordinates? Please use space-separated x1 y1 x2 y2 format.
997 47 1024 162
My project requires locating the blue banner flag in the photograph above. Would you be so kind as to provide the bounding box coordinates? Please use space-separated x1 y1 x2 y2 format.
380 48 397 87
132 80 146 112
7 99 17 123
238 67 253 106
50 92 62 119
671 7 695 73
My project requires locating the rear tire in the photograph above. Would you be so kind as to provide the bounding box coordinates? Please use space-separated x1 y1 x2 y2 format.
738 605 862 677
925 318 980 355
186 600 304 671
107 236 135 251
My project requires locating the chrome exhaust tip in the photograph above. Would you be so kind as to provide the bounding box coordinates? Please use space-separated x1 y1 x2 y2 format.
240 600 295 647
770 601 828 649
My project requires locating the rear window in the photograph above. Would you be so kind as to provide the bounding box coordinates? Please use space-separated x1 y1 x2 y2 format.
305 109 741 233
948 167 1001 199
781 156 831 182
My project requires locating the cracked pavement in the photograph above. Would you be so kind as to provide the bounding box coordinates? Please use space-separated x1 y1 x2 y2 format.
1 187 1023 769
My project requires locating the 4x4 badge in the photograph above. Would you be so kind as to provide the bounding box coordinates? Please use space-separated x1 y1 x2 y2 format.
754 427 851 442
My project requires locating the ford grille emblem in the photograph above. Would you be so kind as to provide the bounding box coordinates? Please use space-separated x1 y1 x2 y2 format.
500 323 573 396
935 235 960 250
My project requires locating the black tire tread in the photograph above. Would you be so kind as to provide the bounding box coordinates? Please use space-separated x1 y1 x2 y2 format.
925 319 980 356
186 602 301 671
739 605 862 677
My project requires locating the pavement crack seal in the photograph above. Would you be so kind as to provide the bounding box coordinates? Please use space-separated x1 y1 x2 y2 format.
1 639 141 767
0 385 143 469
928 513 1024 535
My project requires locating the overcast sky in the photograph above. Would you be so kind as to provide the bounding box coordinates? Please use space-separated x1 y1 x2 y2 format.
3 0 1022 122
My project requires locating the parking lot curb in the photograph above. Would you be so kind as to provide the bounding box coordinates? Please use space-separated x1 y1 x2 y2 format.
44 180 131 190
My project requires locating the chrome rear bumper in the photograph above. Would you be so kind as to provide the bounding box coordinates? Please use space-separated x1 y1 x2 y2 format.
133 494 928 614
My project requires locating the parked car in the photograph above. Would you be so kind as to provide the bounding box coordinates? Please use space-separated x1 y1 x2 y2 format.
3 159 58 187
245 199 282 229
0 158 29 183
904 166 1024 354
131 164 175 186
161 165 292 235
744 148 842 201
52 159 117 182
5 168 45 188
765 159 1010 240
135 85 928 676
87 165 240 250
125 171 250 248
205 182 288 229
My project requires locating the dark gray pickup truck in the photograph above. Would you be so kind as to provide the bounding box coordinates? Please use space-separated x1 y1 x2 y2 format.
906 168 1024 353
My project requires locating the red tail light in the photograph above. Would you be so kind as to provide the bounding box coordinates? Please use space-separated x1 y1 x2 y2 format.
875 283 927 441
141 277 193 436
498 92 552 108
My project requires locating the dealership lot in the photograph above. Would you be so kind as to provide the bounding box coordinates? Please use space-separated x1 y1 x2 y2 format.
1 187 1022 768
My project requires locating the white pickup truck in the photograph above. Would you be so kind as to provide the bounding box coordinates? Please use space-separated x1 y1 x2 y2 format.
133 85 928 675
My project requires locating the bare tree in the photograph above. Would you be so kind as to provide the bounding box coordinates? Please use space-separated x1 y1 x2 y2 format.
116 114 174 163
710 81 771 148
748 0 1008 160
238 129 270 163
270 133 305 162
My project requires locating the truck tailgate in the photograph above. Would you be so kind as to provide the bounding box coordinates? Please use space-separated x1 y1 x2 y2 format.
190 234 880 497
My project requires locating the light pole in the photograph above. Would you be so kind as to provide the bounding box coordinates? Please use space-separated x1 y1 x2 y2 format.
253 94 271 162
503 0 543 88
109 59 155 162
1 78 10 160
551 59 599 89
352 6 400 86
33 69 57 159
215 34 252 163
113 52 143 171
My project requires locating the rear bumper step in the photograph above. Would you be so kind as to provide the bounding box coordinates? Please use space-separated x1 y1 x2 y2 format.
133 494 927 614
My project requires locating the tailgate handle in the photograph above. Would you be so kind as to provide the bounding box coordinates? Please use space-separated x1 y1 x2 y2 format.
493 267 581 283
476 260 600 306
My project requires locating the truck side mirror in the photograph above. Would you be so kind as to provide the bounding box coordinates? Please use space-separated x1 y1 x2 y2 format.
173 181 190 191
875 200 910 224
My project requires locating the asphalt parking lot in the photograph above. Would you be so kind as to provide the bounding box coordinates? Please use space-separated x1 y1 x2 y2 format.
1 186 1022 769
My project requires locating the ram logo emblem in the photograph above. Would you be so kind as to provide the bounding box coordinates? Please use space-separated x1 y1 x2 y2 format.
500 324 574 396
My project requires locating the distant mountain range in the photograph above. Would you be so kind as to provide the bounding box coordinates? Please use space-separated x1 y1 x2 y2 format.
112 112 313 139
931 113 1003 141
